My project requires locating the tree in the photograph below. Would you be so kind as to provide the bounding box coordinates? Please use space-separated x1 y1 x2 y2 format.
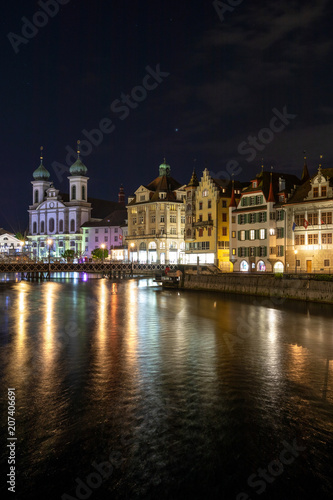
61 249 75 262
15 232 24 241
91 248 108 260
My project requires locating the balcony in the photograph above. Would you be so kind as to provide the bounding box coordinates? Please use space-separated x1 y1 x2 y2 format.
194 220 213 228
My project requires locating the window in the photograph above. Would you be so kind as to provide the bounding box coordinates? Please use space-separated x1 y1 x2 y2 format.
70 219 75 232
240 230 245 241
208 228 212 236
232 216 236 223
321 186 327 197
295 235 300 245
222 227 227 236
322 233 332 244
59 241 64 247
321 212 332 224
313 187 319 198
295 214 305 226
33 222 37 233
276 210 284 221
95 229 99 233
95 236 98 242
49 218 55 233
222 213 227 222
152 228 155 235
114 236 118 242
105 228 108 233
250 247 255 257
256 195 263 204
202 189 208 197
70 241 75 247
324 259 330 266
259 246 266 257
139 216 144 224
250 213 256 223
85 237 88 242
250 196 256 205
160 215 164 223
199 228 203 237
170 215 176 223
41 221 45 233
82 185 86 200
232 248 236 255
277 246 284 257
208 200 212 208
170 227 177 234
208 213 212 221
277 228 284 239
300 234 305 245
259 212 266 222
259 229 266 240
199 215 203 222
250 229 255 240
71 185 76 200
59 220 64 232
104 236 108 242
222 200 227 208
232 231 236 238
181 215 185 224
140 195 145 201
34 190 39 203
199 202 203 210
270 212 275 220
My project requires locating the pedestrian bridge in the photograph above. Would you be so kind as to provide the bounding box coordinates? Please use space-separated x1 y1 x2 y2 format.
0 261 178 277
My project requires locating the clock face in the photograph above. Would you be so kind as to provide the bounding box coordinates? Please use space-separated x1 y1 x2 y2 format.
49 202 54 208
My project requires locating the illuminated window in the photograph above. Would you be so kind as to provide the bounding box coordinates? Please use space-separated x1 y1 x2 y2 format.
259 229 266 240
232 231 236 238
250 229 255 240
202 189 209 197
240 230 245 241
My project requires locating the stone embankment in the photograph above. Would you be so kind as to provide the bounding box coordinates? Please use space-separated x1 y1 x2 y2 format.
182 274 333 304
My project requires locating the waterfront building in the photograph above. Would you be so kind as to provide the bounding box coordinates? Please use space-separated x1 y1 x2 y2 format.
284 160 333 273
229 167 301 272
0 229 24 256
27 146 123 260
126 159 186 263
185 168 244 270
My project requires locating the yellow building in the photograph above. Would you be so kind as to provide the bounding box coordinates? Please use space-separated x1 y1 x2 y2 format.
185 168 243 270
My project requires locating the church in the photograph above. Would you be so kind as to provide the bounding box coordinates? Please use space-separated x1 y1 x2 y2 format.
27 144 123 260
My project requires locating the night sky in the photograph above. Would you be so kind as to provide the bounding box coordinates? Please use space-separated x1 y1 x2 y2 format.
1 0 333 232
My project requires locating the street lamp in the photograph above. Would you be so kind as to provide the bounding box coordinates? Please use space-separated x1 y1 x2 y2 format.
294 249 298 273
47 238 52 263
130 243 135 262
101 243 105 263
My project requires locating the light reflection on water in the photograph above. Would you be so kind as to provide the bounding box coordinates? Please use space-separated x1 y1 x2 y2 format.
0 278 333 499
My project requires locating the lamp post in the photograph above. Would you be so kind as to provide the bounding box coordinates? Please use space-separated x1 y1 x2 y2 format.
47 238 52 279
101 243 105 264
294 249 298 274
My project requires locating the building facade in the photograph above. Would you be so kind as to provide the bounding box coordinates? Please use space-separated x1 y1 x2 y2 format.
285 165 333 273
0 229 24 256
126 160 186 263
185 168 244 269
229 169 301 272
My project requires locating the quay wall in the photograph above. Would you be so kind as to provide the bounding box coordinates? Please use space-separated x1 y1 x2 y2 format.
182 274 333 304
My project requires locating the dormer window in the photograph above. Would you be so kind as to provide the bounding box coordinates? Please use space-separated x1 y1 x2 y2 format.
321 186 327 197
252 181 257 188
313 187 319 198
159 192 166 199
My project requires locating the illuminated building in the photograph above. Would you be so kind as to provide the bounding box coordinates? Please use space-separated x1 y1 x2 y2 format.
27 145 124 260
229 166 301 272
126 159 186 264
185 168 244 269
284 159 333 273
0 229 24 256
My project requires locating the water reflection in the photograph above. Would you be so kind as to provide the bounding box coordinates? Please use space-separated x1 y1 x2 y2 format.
0 280 333 499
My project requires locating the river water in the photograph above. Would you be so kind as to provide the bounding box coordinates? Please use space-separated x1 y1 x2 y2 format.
0 276 332 499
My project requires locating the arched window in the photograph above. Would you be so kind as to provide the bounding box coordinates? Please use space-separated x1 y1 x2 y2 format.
240 260 249 272
82 185 85 200
41 221 45 233
34 190 39 203
49 218 55 233
59 220 64 233
186 228 191 237
71 185 76 200
70 219 75 232
33 222 37 234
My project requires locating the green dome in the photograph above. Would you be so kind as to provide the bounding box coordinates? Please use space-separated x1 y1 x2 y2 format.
69 158 88 176
33 162 51 181
159 158 170 176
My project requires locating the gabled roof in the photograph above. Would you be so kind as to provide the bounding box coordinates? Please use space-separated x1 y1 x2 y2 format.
286 168 333 204
241 171 301 200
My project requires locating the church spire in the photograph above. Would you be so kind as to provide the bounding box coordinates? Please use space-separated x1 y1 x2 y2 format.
267 172 275 202
301 150 310 183
32 146 51 180
229 179 237 207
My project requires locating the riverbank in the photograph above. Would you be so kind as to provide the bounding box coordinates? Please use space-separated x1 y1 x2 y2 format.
182 273 333 304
